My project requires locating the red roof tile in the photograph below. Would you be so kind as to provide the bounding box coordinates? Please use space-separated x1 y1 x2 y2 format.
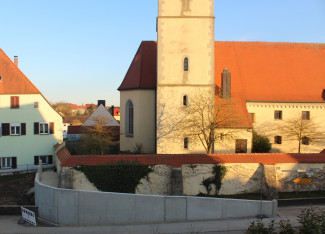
57 146 325 167
0 49 41 94
214 42 325 102
118 41 157 90
118 41 325 103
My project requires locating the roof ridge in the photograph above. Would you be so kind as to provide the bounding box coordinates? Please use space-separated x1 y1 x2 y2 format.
0 48 41 94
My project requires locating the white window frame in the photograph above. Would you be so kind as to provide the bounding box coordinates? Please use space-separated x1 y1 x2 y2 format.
10 123 21 136
1 157 12 169
39 122 49 135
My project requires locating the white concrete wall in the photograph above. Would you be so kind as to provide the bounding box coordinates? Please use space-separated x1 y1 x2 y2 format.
35 173 277 225
0 94 63 169
247 102 325 153
120 90 155 153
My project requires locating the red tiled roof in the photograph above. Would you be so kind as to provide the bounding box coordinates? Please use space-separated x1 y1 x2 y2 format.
67 126 83 134
118 41 325 103
0 49 41 94
214 41 325 102
0 49 64 118
118 41 157 90
57 147 325 167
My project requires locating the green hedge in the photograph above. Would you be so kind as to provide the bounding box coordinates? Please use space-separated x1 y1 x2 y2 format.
75 161 153 193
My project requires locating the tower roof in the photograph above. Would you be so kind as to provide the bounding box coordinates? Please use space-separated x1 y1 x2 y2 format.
118 41 157 91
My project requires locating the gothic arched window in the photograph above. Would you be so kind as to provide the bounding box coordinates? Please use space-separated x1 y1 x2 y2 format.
125 100 134 136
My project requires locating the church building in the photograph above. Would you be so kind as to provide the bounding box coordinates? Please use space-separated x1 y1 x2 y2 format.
118 0 325 154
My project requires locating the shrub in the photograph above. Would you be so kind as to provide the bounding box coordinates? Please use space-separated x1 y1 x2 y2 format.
252 131 272 153
75 161 153 193
298 207 325 234
201 164 227 196
246 219 276 234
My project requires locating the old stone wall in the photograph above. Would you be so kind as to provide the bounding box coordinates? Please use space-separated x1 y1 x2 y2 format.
58 162 325 196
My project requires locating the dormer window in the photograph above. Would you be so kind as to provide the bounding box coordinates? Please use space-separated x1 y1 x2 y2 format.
184 57 188 71
0 76 2 82
183 95 188 106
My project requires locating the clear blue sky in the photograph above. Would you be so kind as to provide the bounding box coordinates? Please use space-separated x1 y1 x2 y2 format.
1 0 324 106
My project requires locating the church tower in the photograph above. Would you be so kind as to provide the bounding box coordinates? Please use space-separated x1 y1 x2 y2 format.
156 0 215 153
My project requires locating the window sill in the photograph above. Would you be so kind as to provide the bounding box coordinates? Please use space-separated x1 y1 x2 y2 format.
125 134 134 138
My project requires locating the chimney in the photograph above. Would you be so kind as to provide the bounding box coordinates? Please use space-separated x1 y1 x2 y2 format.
222 68 231 99
14 56 18 67
109 105 115 116
97 100 105 107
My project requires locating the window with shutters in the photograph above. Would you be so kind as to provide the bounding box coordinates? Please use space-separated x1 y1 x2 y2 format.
34 122 54 135
34 155 53 165
274 110 282 120
0 157 17 169
10 123 21 135
10 96 19 109
39 122 49 134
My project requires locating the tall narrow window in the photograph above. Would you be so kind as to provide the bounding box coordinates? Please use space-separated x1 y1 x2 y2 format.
125 100 134 136
184 137 189 149
274 110 282 120
184 57 188 71
183 95 188 106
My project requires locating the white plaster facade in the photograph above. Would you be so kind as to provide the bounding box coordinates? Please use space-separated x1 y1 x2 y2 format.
247 102 325 153
0 94 63 172
120 90 156 153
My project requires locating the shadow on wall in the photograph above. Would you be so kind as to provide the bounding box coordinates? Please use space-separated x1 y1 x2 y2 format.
0 102 62 172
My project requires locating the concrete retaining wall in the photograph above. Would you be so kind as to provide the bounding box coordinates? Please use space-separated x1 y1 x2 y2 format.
35 173 277 225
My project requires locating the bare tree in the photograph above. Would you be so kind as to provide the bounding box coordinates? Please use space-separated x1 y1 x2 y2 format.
281 117 325 153
179 92 243 153
80 116 119 155
52 102 72 116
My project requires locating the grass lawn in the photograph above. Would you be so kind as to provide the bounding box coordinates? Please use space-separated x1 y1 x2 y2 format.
197 191 325 200
278 191 325 199
0 173 29 184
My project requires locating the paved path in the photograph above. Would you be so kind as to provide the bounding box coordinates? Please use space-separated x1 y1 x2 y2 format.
0 205 324 234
